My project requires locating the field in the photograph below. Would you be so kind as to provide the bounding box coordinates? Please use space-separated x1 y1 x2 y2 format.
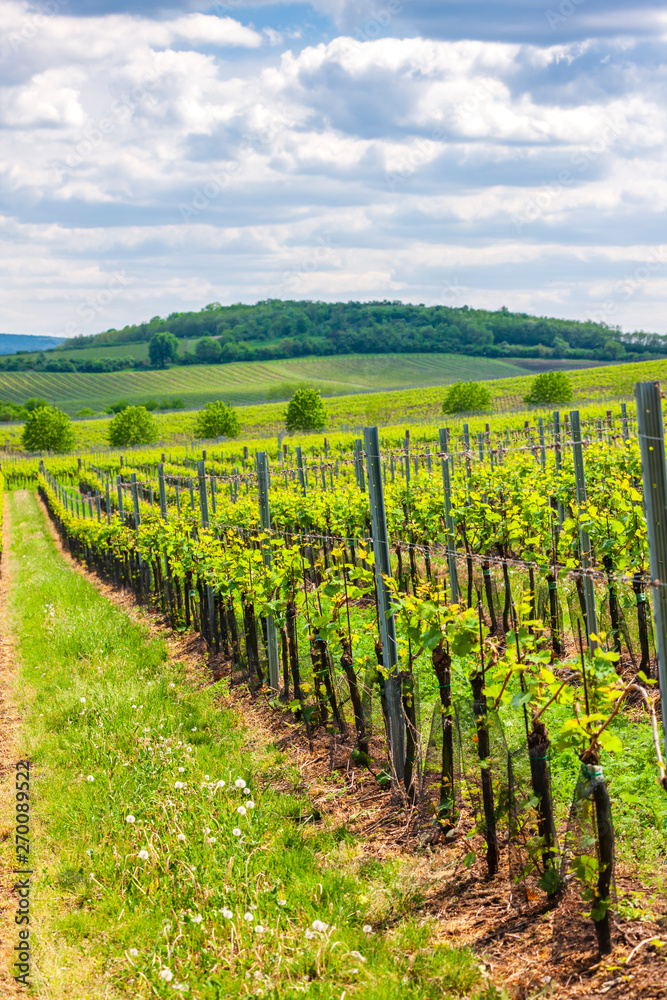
0 352 593 416
0 355 665 454
1 364 667 999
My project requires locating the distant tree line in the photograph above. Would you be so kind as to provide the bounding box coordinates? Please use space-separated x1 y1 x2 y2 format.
2 299 666 373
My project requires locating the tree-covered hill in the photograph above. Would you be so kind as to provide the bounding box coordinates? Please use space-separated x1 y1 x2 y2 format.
3 300 665 374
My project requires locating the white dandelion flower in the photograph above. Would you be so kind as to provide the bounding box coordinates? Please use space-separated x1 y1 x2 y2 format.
216 780 225 789
305 929 315 940
277 899 286 906
86 775 94 782
237 806 246 816
178 767 185 773
80 697 86 703
204 775 210 781
159 968 173 982
246 800 255 810
177 833 186 842
174 781 185 789
126 814 136 824
222 908 233 919
254 925 264 934
232 827 241 837
363 924 373 934
234 778 246 789
312 920 329 933
129 947 139 957
138 849 149 861
191 914 202 924
244 912 253 922
243 787 251 796
207 837 217 845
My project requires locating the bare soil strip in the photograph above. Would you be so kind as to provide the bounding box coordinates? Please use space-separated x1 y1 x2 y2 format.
37 493 667 999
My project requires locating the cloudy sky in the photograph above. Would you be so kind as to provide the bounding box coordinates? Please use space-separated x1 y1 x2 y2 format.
2 0 667 338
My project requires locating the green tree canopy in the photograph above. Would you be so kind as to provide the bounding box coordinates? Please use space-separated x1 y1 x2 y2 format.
285 387 327 432
108 406 159 446
25 396 48 411
193 401 241 439
148 331 179 369
195 337 222 363
22 406 75 452
442 380 492 414
523 370 574 405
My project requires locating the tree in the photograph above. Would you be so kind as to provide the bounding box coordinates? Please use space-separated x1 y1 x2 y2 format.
195 337 222 363
523 371 574 405
285 387 327 432
25 396 48 411
108 406 159 446
148 331 179 369
442 380 492 414
22 406 75 452
193 401 241 439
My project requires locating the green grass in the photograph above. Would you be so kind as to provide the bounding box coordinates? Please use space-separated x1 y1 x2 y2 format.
3 490 507 999
0 353 562 416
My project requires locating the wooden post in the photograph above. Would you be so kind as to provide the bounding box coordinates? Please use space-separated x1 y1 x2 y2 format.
364 426 405 783
634 381 667 759
257 452 280 691
570 410 598 651
439 428 459 603
296 446 306 495
158 464 168 521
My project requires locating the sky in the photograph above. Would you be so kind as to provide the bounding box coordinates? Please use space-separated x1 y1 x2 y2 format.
1 0 667 338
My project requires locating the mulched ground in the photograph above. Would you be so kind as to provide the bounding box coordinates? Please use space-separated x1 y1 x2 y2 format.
39 495 667 1000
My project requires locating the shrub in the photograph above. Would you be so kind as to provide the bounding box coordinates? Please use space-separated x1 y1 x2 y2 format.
22 406 75 452
442 381 492 414
25 396 48 412
193 401 241 439
75 408 97 418
145 398 159 411
104 399 130 414
285 387 327 432
523 371 574 405
108 406 159 446
148 331 179 369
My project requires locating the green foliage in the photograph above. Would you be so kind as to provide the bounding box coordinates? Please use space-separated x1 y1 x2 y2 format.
25 395 48 411
193 400 241 439
104 399 130 414
195 337 222 363
442 380 492 414
148 331 179 369
75 407 97 418
22 406 75 452
523 370 574 405
144 398 159 411
108 405 159 446
285 387 327 431
0 400 29 422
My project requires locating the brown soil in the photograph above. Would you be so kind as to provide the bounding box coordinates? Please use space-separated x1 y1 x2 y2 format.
0 495 25 997
37 494 667 1000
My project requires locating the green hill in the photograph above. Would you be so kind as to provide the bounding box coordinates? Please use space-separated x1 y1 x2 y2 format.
5 300 666 377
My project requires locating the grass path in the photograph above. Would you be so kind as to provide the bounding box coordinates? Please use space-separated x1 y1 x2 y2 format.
0 490 505 999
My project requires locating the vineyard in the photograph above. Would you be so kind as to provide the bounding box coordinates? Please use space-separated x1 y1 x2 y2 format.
2 383 667 997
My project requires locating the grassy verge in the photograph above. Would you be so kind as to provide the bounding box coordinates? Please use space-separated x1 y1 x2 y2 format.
5 490 507 999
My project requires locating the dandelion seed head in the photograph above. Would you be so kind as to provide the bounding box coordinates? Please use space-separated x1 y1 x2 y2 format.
80 697 86 703
254 925 264 934
175 781 185 789
129 947 139 957
244 912 253 922
232 827 241 837
126 814 136 824
177 833 186 842
305 929 315 940
178 767 185 773
243 787 251 796
222 908 233 919
86 775 94 782
312 920 329 933
234 778 246 789
204 775 210 781
191 914 202 924
237 806 247 816
246 800 255 809
159 968 173 982
363 924 373 934
138 849 149 860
